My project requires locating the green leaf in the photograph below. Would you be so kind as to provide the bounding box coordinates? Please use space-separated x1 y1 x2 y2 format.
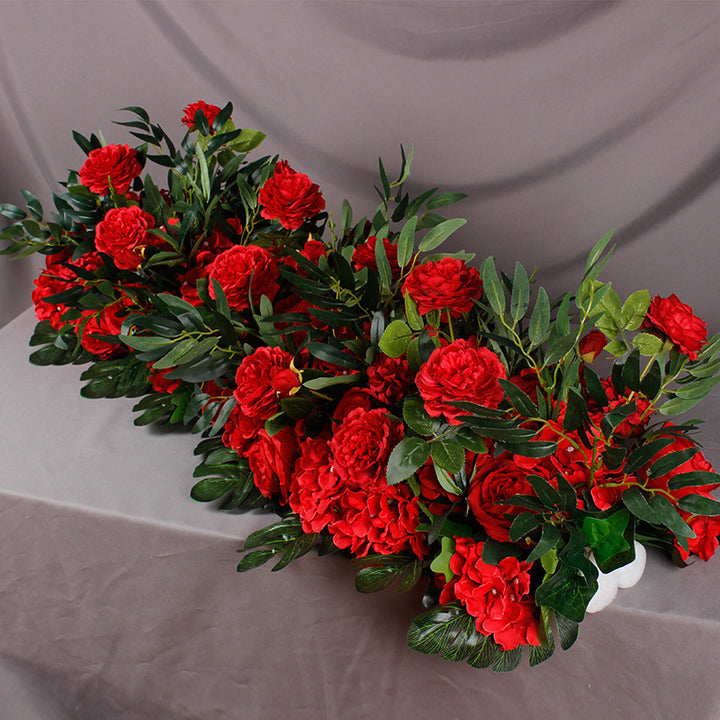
535 563 596 623
480 256 505 317
430 437 465 474
305 342 364 370
508 512 543 542
397 215 417 268
678 494 720 516
633 332 665 356
417 218 466 253
622 348 641 392
499 378 539 418
403 396 439 436
622 486 659 524
667 470 720 491
526 523 562 563
648 447 698 478
190 478 234 502
120 335 175 352
648 494 695 543
510 261 530 323
584 230 615 276
623 436 676 475
528 287 550 347
385 437 431 485
640 358 662 399
527 474 562 509
555 614 580 651
231 128 266 153
583 510 633 573
378 319 414 358
620 289 651 331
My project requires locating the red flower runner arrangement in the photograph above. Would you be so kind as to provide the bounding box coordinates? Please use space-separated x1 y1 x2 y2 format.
3 102 720 671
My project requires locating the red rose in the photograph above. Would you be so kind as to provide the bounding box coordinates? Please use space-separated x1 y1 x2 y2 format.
579 329 608 362
95 205 157 270
32 252 103 329
233 346 300 420
208 244 279 311
366 354 415 405
415 339 506 424
329 406 403 488
352 236 401 279
403 257 482 318
439 538 540 651
332 388 378 422
288 435 343 533
642 294 707 360
328 483 427 558
244 427 297 503
181 101 222 132
258 160 325 231
79 144 141 195
467 455 539 542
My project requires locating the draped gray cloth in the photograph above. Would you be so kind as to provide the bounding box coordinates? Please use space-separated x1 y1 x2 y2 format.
2 2 720 718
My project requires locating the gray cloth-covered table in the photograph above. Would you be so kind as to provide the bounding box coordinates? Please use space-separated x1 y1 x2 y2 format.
2 310 720 720
3 1 720 718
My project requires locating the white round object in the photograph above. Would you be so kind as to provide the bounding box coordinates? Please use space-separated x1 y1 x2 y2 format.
585 541 647 614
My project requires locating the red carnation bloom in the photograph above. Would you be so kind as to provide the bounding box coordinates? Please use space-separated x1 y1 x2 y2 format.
95 205 157 270
352 236 401 280
79 144 141 195
181 101 222 132
403 257 482 318
233 346 300 420
366 354 415 405
258 160 325 231
288 435 344 534
329 406 403 488
415 339 506 424
641 294 707 360
328 483 427 558
439 538 540 651
208 244 279 311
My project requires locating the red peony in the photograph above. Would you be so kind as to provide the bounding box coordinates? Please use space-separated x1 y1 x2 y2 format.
329 406 403 488
181 101 222 132
332 388 378 422
95 205 157 270
208 244 279 311
79 144 141 195
352 236 401 279
467 455 541 542
233 346 300 420
328 483 427 558
415 339 506 424
222 406 263 454
642 294 707 360
78 298 133 358
258 160 325 231
403 257 482 318
32 252 104 329
439 538 540 651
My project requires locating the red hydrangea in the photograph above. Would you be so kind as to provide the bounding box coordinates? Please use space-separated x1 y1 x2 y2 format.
403 257 482 318
181 101 222 132
642 293 707 360
233 346 299 420
329 406 403 488
258 160 325 231
439 538 540 651
415 339 506 424
95 205 157 270
208 244 279 311
676 512 720 561
79 144 141 195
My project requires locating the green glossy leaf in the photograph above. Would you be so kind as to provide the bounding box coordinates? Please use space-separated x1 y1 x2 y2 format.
499 378 539 418
678 494 720 516
430 437 465 474
386 437 431 485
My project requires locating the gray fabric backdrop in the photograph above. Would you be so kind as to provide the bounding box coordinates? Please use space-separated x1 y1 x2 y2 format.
2 2 720 718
